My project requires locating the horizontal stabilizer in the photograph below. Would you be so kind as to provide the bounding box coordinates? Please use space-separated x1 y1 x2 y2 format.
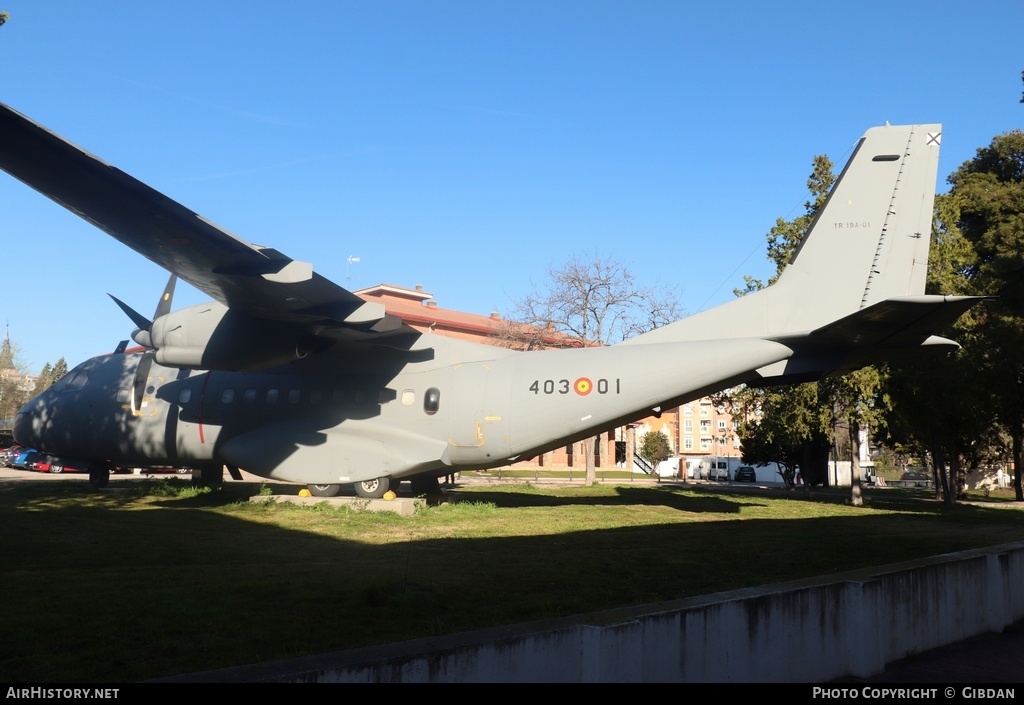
800 295 986 349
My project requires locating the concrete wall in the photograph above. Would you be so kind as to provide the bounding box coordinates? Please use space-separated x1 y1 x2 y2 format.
165 542 1024 683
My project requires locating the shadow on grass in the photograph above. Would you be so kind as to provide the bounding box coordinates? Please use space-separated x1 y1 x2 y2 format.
452 485 758 514
2 478 1023 682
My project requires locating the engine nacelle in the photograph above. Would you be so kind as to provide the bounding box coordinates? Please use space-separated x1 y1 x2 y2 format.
144 302 323 371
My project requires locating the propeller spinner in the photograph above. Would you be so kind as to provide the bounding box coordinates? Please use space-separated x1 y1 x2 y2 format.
109 274 177 412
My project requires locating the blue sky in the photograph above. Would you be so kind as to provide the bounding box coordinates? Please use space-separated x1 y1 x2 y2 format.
1 1 1021 371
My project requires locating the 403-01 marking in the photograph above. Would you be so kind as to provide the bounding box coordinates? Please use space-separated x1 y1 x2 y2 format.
528 377 620 396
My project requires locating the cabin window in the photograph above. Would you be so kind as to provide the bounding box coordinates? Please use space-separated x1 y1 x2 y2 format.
266 389 279 405
244 389 257 403
179 389 192 404
310 390 323 405
401 390 415 406
221 389 234 404
424 387 440 415
288 389 301 404
116 388 129 403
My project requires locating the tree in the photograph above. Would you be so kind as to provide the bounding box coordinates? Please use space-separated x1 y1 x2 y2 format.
32 363 53 396
638 430 672 481
728 155 838 488
512 253 682 347
877 130 1024 503
31 357 68 396
0 335 32 426
822 367 890 506
727 383 831 488
51 357 68 383
508 252 682 485
947 130 1024 501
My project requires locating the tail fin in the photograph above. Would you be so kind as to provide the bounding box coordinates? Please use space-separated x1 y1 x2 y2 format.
775 123 942 317
629 123 942 345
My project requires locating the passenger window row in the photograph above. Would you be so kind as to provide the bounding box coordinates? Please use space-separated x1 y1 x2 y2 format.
115 385 442 414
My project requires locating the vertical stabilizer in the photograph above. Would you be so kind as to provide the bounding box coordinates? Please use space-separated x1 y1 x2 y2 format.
628 123 942 345
776 123 941 315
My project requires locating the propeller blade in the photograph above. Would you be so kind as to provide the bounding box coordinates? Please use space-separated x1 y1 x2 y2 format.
153 274 177 320
113 340 129 355
108 294 152 331
112 274 178 384
132 349 155 414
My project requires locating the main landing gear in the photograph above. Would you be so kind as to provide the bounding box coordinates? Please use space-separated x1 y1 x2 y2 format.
353 476 390 499
307 483 343 497
303 475 443 499
304 476 395 499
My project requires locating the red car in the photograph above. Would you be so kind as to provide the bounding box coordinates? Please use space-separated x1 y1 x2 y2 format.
30 455 89 473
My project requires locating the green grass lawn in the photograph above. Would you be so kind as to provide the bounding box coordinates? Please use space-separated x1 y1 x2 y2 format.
2 477 1022 682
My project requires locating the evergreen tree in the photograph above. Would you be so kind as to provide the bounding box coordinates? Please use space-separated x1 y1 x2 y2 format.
32 363 53 395
51 357 68 383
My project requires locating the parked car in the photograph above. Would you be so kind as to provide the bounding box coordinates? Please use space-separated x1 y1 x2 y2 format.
9 447 39 470
734 466 757 483
28 455 55 473
0 445 25 467
39 456 89 473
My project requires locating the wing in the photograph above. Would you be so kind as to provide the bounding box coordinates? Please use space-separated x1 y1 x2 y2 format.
0 101 411 338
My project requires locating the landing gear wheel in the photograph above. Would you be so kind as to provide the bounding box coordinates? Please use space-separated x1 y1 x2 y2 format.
354 476 390 499
49 466 63 474
308 483 342 497
89 463 110 489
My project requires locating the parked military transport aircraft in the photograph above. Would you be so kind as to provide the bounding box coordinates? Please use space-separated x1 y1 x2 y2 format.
0 102 982 496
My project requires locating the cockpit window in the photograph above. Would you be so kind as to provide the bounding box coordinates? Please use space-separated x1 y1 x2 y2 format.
61 371 88 392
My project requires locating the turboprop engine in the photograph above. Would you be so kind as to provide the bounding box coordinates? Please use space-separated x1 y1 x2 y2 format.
136 300 325 371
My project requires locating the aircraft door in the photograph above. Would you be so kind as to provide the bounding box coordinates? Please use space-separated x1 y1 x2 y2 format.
446 362 511 464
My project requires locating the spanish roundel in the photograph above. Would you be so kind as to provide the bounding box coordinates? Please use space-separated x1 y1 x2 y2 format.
574 377 593 396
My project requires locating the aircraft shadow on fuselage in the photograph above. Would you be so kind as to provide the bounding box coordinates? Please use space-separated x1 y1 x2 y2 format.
23 341 434 473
